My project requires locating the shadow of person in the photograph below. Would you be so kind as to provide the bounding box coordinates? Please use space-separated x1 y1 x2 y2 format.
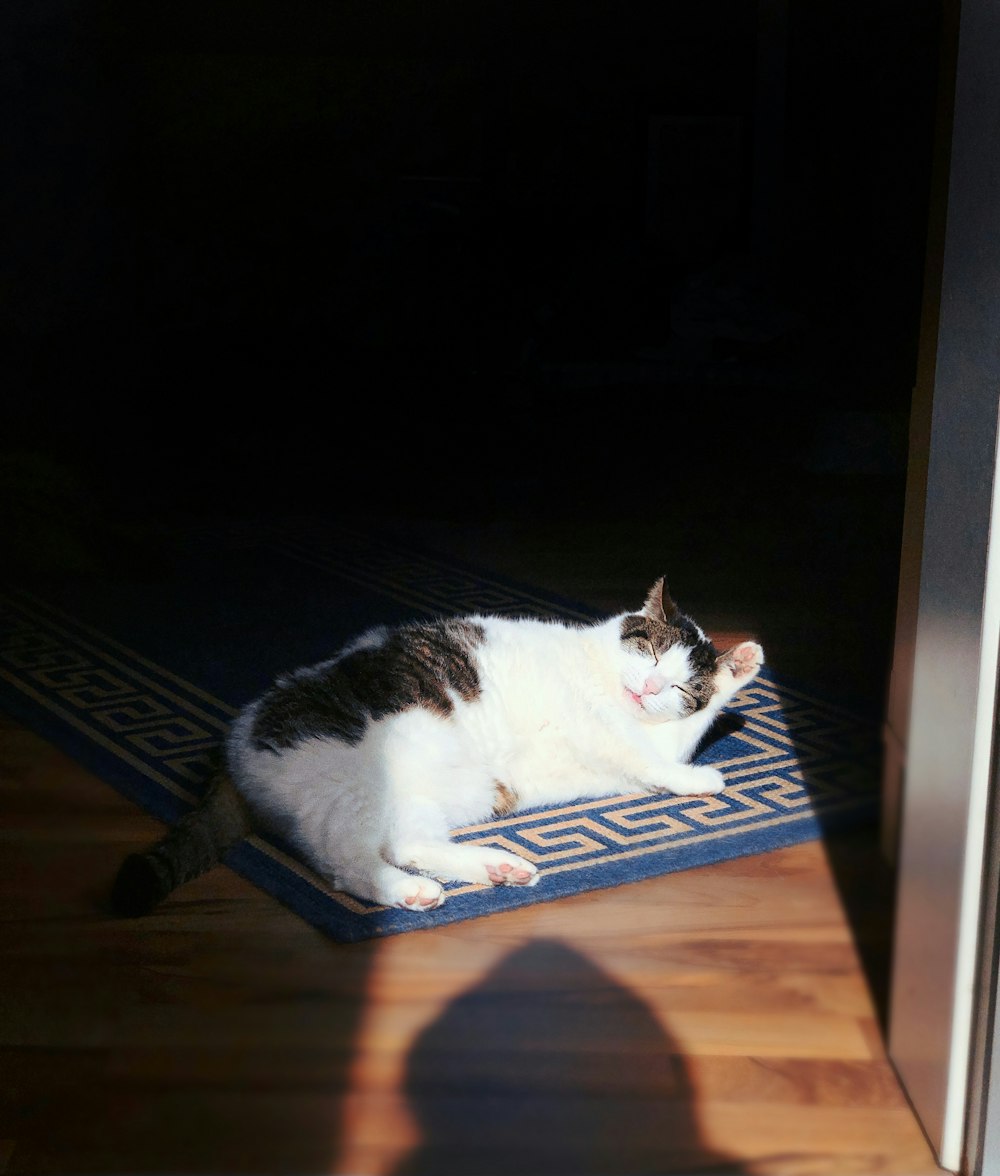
391 938 740 1176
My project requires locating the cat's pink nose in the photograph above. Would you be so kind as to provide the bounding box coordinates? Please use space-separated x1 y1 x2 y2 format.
642 679 662 696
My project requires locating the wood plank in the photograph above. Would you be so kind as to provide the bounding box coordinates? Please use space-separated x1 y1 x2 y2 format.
0 695 941 1174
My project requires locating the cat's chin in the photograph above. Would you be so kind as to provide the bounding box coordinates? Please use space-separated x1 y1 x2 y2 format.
625 689 687 723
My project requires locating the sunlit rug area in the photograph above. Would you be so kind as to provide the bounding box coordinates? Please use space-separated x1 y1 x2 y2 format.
0 518 880 942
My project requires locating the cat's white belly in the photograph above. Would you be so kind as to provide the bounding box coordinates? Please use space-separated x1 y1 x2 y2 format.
452 684 638 809
235 713 500 832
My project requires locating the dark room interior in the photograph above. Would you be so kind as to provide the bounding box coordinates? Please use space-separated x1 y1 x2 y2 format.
5 1 940 538
2 0 946 705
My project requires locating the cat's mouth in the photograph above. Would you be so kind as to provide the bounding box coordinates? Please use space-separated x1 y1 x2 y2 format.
625 688 643 708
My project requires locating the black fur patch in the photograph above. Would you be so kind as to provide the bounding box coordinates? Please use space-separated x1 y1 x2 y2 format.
251 619 486 751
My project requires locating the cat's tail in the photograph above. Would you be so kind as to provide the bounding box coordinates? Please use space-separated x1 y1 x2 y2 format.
110 770 251 917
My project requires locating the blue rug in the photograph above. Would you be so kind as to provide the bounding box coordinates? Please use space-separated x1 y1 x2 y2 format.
0 517 880 942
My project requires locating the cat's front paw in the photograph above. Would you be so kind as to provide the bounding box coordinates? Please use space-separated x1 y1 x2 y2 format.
719 641 764 683
647 765 726 796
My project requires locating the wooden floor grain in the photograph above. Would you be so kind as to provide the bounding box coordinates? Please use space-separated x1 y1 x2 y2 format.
0 490 944 1175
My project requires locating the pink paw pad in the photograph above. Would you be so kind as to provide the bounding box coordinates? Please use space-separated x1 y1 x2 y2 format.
396 880 444 910
730 642 763 679
485 861 536 886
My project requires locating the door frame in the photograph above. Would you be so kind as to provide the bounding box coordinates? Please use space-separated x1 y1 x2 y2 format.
887 0 1000 1170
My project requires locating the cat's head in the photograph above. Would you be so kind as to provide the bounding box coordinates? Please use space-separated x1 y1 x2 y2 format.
617 577 722 722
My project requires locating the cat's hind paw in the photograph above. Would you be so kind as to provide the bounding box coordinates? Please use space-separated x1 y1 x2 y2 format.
393 842 539 889
392 877 445 911
485 858 539 887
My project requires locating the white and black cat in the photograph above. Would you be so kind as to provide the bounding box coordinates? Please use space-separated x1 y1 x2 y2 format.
111 577 763 916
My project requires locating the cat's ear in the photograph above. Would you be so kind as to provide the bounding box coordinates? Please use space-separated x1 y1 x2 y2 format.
643 577 679 622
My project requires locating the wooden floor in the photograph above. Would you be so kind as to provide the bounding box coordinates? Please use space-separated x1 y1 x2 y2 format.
0 484 946 1175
